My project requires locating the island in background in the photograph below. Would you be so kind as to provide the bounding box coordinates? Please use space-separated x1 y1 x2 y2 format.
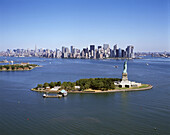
0 62 40 71
32 61 153 93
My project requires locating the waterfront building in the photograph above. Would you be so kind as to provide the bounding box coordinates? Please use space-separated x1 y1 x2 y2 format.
71 46 74 53
98 46 102 49
90 45 95 58
1 44 136 59
114 44 117 51
65 47 69 53
62 46 65 53
56 49 61 58
81 50 85 58
121 50 126 57
103 44 109 50
126 45 134 58
62 52 68 58
90 45 95 51
35 45 37 53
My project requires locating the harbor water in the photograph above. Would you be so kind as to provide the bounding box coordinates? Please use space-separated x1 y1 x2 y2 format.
0 57 170 135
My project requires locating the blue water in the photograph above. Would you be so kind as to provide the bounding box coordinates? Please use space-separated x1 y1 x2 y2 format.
0 57 170 135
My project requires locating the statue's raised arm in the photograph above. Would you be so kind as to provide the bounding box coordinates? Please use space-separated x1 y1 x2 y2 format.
123 61 127 74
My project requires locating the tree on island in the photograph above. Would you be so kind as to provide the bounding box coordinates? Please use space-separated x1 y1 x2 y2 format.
54 81 61 86
35 78 121 91
0 64 38 71
11 65 15 70
37 84 43 88
4 65 10 70
49 82 55 88
43 82 49 88
61 82 75 90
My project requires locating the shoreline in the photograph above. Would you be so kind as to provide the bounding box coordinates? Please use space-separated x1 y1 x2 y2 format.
0 69 34 71
0 66 41 72
31 84 153 94
68 84 153 93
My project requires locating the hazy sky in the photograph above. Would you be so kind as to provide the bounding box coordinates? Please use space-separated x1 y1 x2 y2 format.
0 0 169 52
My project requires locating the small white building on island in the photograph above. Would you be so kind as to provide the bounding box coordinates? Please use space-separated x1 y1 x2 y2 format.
51 86 61 91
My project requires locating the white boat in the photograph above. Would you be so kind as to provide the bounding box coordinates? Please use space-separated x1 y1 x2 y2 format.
43 93 47 97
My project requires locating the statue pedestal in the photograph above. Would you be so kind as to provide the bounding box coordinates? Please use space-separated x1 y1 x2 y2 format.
122 73 128 82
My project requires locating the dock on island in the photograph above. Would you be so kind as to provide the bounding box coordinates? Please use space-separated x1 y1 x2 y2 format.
43 89 68 98
43 94 63 98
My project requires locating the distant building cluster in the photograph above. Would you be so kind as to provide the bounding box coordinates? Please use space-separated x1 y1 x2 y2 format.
0 44 135 59
135 51 170 58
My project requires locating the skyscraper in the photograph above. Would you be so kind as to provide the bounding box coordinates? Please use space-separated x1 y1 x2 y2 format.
90 45 95 58
114 44 117 51
71 46 74 53
98 46 102 49
35 45 37 53
65 47 69 53
126 45 134 58
103 44 109 50
90 45 95 51
62 46 65 53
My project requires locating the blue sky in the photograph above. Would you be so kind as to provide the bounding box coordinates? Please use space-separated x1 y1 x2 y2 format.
0 0 169 51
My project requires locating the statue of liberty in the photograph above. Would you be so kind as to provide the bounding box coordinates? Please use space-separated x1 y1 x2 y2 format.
123 61 127 74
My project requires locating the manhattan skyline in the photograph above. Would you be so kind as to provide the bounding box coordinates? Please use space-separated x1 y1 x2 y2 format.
0 0 169 51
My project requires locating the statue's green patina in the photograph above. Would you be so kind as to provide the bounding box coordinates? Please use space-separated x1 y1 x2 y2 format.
123 61 127 74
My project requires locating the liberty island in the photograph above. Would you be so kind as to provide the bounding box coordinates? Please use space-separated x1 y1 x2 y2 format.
32 61 152 94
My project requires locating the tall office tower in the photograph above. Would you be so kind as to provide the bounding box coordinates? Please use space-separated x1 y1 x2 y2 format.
82 48 88 58
90 45 95 52
71 46 74 53
76 49 80 53
131 46 134 58
17 49 21 53
103 44 109 50
56 49 62 58
35 45 37 53
83 47 88 54
98 46 102 49
7 49 10 53
126 45 134 58
81 50 85 58
90 45 95 58
51 51 56 58
56 48 58 54
73 48 76 54
62 46 65 53
114 44 117 51
27 48 30 55
112 44 118 57
65 47 69 53
121 50 126 57
61 47 69 58
118 48 122 57
45 49 50 58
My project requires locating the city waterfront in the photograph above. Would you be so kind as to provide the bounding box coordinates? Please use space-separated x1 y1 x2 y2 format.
0 57 170 135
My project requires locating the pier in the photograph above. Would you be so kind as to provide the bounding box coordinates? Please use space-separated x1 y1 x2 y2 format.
43 94 63 98
43 90 68 98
